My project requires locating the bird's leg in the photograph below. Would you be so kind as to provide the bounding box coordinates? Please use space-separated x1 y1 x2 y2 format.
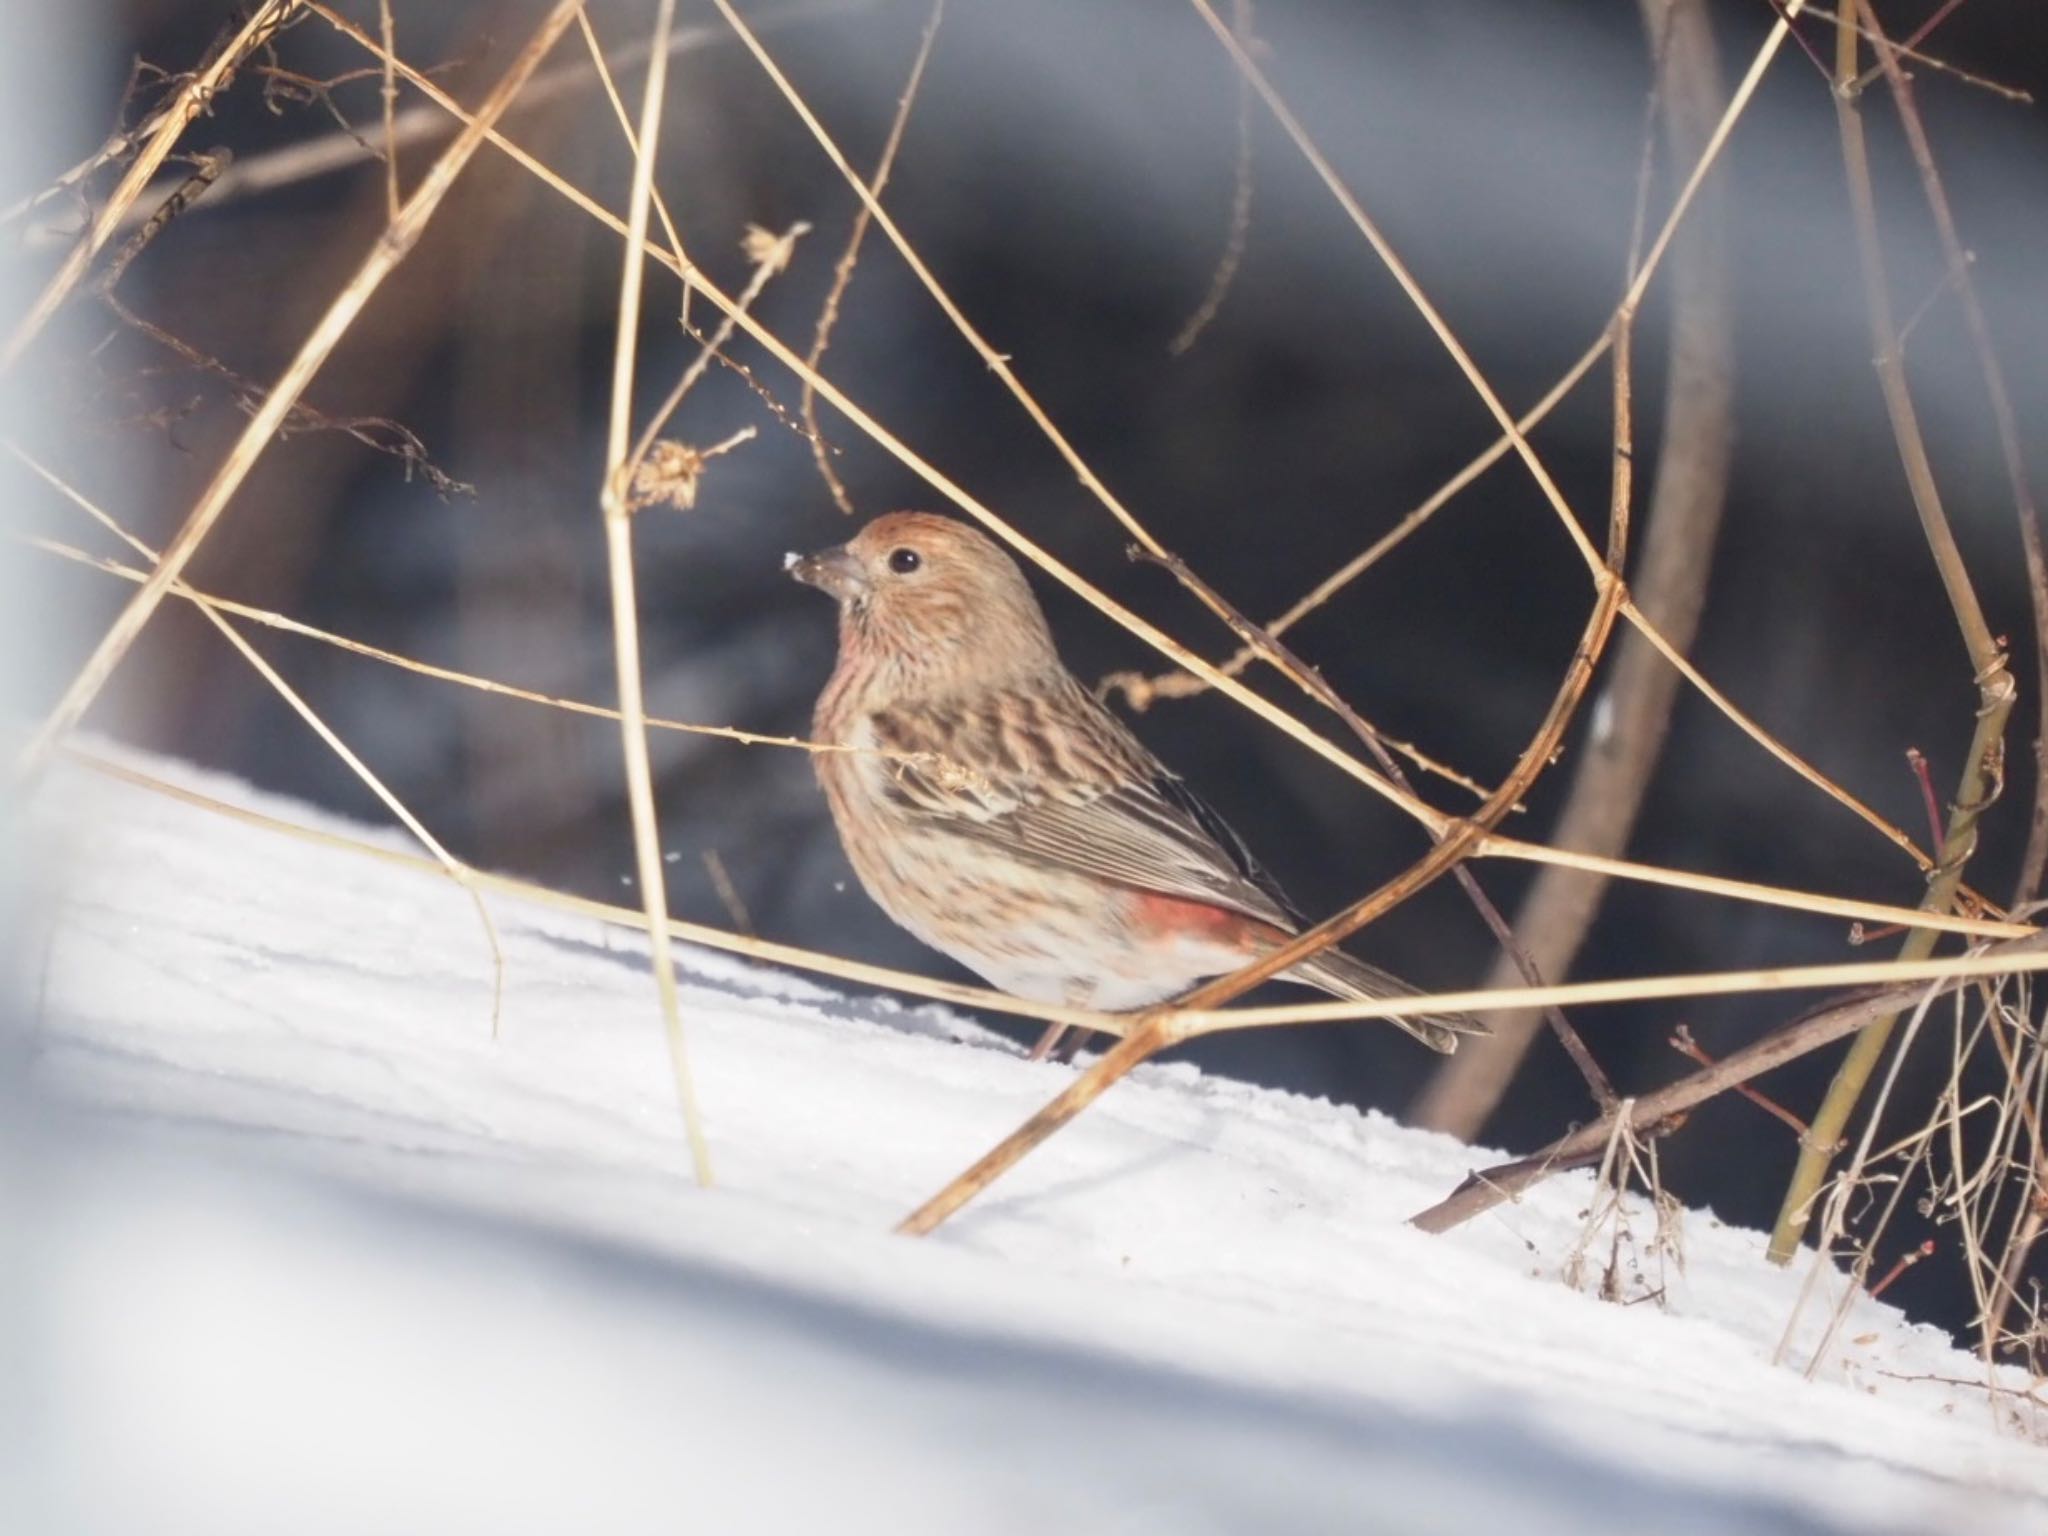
1049 1025 1095 1065
1027 1021 1071 1061
1030 981 1100 1061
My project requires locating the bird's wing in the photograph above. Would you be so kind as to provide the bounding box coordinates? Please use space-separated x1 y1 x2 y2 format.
868 674 1304 930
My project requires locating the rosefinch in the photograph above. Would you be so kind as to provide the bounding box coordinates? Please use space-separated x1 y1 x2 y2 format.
789 512 1480 1057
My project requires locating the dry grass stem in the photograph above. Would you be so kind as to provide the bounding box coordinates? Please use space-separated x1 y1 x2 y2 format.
573 8 693 298
55 747 2048 1060
15 524 925 772
377 0 400 221
597 0 713 1188
1781 982 1947 1377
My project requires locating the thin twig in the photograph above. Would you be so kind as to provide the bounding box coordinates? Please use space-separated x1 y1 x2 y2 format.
1670 1023 1810 1136
377 0 401 221
1868 1239 1935 1301
1787 979 1944 1376
598 0 714 1187
574 8 694 310
1184 0 1596 577
1407 933 2048 1235
1906 747 1947 860
801 0 946 514
12 520 960 774
627 221 810 488
1766 0 2016 1264
1853 10 2048 910
1168 0 1256 357
20 524 2025 957
64 745 2048 1035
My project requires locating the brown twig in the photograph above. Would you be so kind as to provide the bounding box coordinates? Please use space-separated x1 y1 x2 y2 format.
97 284 471 498
1768 0 2030 103
1168 0 1256 356
1766 0 2017 1264
800 0 946 514
1869 1239 1935 1301
1669 1023 1809 1136
626 222 810 490
1408 931 2048 1234
1849 12 2048 910
1905 746 1946 861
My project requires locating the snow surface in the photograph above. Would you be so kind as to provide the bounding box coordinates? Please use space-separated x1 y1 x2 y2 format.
14 745 2048 1534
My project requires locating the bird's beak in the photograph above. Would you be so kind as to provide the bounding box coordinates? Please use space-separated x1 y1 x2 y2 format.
785 543 868 602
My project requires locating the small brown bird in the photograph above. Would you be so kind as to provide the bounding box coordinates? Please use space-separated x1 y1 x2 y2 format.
789 512 1479 1057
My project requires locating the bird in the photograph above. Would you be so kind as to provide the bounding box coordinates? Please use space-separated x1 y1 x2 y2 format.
787 511 1481 1059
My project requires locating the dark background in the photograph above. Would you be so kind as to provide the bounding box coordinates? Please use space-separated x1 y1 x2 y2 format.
11 0 2048 1338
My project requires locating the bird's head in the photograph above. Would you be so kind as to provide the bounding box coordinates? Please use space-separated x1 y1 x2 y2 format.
788 512 1059 688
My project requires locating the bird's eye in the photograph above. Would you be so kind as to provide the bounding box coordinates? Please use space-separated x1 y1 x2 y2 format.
887 547 922 575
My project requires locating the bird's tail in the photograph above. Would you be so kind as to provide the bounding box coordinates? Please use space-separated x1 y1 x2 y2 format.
1287 948 1485 1054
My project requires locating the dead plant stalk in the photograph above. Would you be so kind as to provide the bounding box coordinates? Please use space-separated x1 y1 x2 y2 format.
598 0 713 1188
1765 0 2017 1265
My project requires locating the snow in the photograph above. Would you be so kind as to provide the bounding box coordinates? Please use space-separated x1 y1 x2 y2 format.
14 744 2048 1534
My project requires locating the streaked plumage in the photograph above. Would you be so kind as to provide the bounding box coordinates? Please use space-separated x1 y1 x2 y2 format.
790 511 1480 1055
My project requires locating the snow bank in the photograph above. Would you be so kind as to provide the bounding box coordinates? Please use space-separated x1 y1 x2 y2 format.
13 746 2047 1534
